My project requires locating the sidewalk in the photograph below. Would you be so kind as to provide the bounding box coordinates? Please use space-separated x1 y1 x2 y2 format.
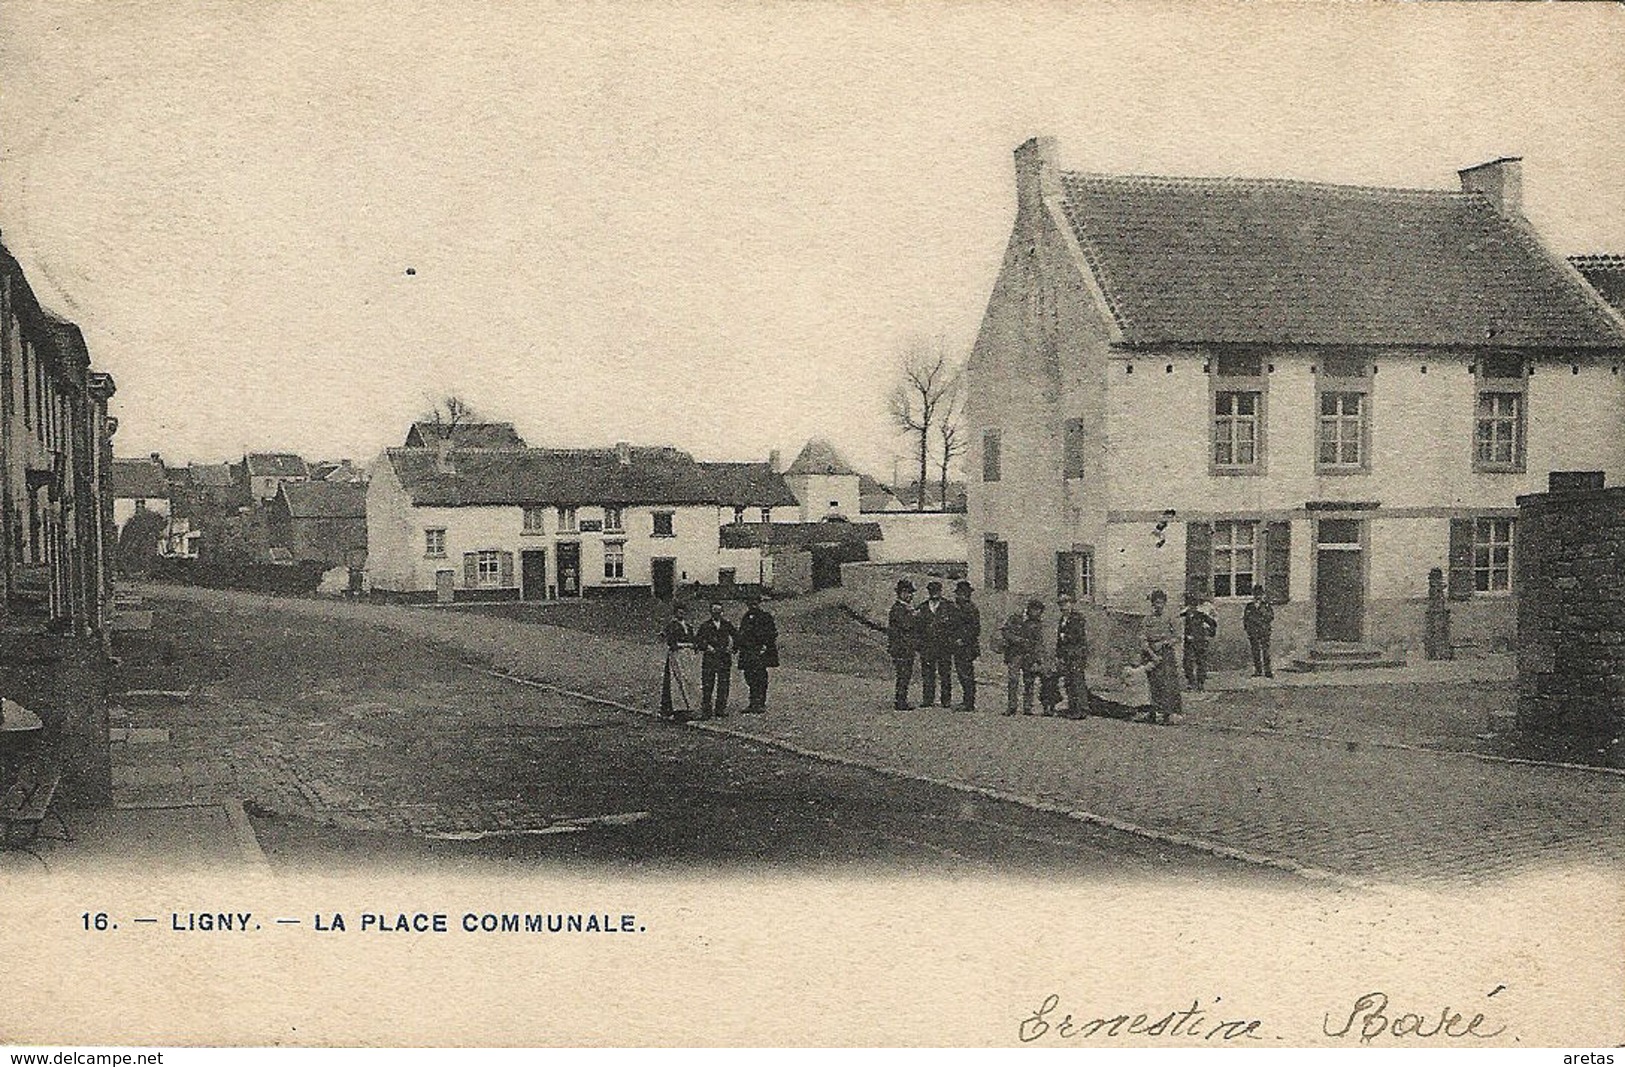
0 800 263 874
133 584 1624 886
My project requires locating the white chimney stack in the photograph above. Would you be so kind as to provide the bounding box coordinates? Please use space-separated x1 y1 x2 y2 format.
615 441 632 466
1014 136 1061 216
1458 156 1523 217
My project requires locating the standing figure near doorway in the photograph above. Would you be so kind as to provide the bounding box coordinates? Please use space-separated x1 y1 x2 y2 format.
1141 590 1181 724
1244 584 1275 678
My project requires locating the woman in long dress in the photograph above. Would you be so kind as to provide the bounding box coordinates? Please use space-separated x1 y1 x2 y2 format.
660 603 698 720
1142 589 1182 724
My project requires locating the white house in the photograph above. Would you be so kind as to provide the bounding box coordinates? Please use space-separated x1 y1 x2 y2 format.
366 442 797 602
111 455 171 530
245 452 310 503
965 137 1625 667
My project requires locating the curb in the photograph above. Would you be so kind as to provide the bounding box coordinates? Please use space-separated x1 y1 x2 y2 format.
223 798 272 869
480 668 1374 891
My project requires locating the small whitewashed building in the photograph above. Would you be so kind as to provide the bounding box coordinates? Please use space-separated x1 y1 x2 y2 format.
244 452 310 504
111 455 171 530
366 443 795 602
966 138 1625 667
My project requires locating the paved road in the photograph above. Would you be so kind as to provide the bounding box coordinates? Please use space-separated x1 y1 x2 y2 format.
108 589 1261 877
124 585 1625 885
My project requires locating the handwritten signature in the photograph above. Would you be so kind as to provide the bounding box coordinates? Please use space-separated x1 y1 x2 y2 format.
1323 990 1508 1044
1018 994 1264 1042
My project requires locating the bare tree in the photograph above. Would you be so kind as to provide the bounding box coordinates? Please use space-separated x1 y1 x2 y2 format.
889 336 960 512
423 395 476 441
936 374 966 510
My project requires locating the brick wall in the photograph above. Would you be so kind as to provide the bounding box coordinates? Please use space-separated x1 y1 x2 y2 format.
1514 485 1625 734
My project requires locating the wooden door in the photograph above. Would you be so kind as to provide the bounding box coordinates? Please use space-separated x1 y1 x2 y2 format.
435 569 454 604
1314 519 1364 642
521 549 548 601
556 542 581 598
651 558 675 600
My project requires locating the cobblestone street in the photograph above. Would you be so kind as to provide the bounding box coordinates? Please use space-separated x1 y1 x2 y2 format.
116 585 1624 885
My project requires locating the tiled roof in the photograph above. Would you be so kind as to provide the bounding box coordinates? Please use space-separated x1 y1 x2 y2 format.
1571 254 1625 316
405 422 527 449
695 462 800 508
1055 172 1625 348
186 463 235 488
246 453 309 478
389 446 761 507
785 438 859 476
279 481 367 520
719 520 883 549
111 458 170 499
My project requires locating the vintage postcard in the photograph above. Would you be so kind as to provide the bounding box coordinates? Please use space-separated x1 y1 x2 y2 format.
0 0 1621 1051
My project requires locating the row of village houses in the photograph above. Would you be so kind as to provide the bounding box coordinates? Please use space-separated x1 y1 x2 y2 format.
113 427 969 599
105 143 1625 671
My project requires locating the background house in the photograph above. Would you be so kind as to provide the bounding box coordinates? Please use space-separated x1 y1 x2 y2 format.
111 454 171 531
367 441 793 602
267 480 368 569
244 452 310 503
965 137 1625 670
404 421 527 449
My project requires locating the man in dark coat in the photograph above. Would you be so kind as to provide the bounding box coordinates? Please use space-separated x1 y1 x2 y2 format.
1055 592 1089 718
1000 599 1046 715
735 592 778 714
1244 583 1275 678
693 601 738 719
916 579 956 709
950 580 980 711
887 579 919 710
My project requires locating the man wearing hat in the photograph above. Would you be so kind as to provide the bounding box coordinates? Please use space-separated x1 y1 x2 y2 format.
916 579 957 709
736 591 778 714
887 579 920 710
950 580 980 711
999 598 1046 715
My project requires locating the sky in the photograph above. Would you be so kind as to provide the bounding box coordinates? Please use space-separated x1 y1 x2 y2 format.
0 1 1621 479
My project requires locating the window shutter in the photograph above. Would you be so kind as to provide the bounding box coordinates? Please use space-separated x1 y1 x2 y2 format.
1184 522 1212 601
1447 519 1475 601
1056 552 1075 598
462 552 477 587
1265 521 1291 603
500 551 515 587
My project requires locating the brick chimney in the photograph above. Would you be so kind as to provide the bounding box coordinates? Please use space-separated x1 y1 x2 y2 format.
1458 156 1523 216
1014 136 1061 216
768 449 781 473
434 436 455 474
615 441 631 466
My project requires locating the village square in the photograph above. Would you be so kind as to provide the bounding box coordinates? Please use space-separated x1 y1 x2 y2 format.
0 0 1618 894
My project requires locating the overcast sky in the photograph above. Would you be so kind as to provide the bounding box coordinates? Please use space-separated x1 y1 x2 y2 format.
1 1 1621 478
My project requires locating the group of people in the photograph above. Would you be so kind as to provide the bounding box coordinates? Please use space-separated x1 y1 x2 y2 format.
885 577 1280 724
660 593 779 721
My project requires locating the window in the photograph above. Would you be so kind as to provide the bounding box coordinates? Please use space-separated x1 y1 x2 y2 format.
652 511 675 537
759 507 771 524
135 499 148 513
984 538 1009 591
732 506 746 524
523 507 546 533
982 430 1002 482
556 506 577 532
1473 518 1513 593
603 541 625 581
425 528 446 558
1475 393 1523 468
1211 520 1257 598
1056 550 1093 599
1317 392 1365 467
719 568 736 588
1474 356 1527 472
1213 392 1260 469
477 550 501 585
604 507 624 533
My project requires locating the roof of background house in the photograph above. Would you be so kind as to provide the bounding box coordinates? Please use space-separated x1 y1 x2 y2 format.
185 463 236 488
321 460 367 483
306 462 339 481
891 480 969 512
719 520 884 550
858 474 902 512
385 446 782 507
277 481 367 520
1571 254 1625 317
245 453 309 478
1054 172 1625 348
785 437 859 476
405 421 528 449
695 462 800 508
111 458 171 499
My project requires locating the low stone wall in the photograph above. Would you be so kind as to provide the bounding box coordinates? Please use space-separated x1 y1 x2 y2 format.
1515 485 1625 735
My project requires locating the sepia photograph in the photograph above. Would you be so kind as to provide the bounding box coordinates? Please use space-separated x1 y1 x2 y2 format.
0 0 1620 1050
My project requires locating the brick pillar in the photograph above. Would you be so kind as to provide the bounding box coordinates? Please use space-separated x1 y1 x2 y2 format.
1515 486 1625 735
